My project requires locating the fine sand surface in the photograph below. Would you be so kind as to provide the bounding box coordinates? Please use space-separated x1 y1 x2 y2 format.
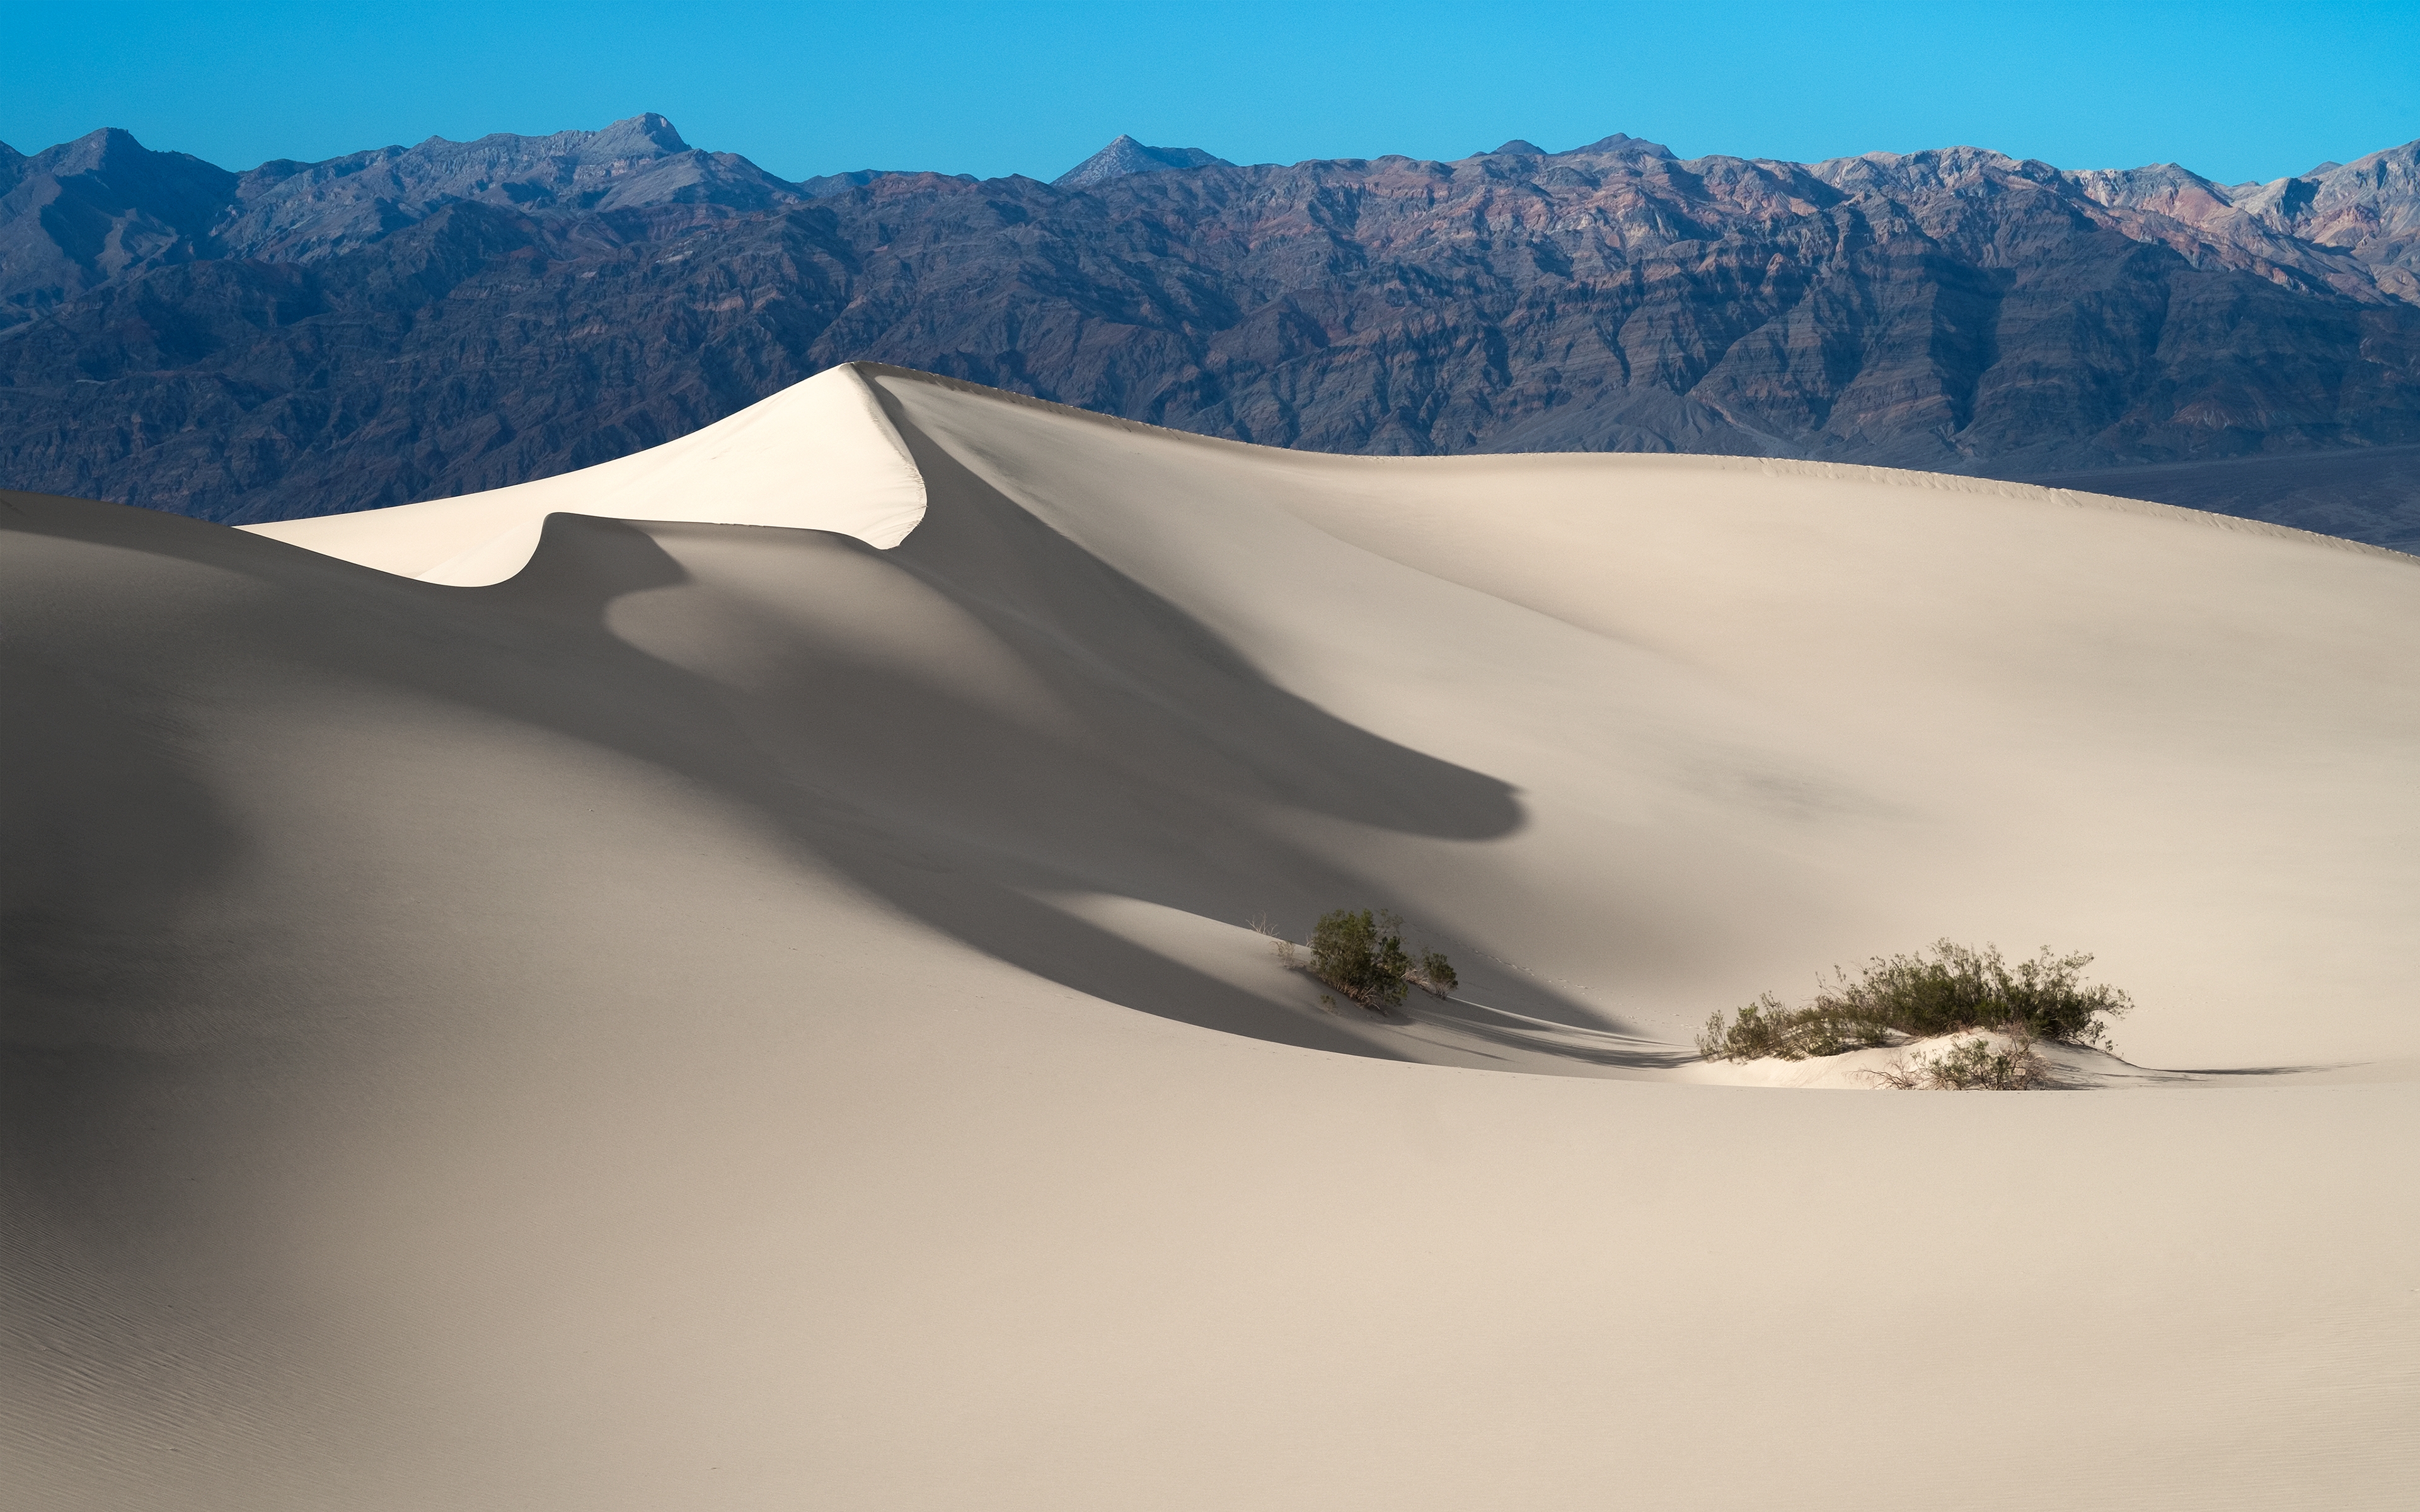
5 364 2417 1508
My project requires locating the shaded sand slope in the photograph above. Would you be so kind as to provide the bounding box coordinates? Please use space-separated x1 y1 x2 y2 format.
5 367 2418 1509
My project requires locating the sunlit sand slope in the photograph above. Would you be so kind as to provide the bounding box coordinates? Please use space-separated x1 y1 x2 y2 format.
4 364 2415 1510
238 362 926 582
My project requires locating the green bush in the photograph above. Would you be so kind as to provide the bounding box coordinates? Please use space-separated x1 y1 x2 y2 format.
1294 908 1458 1010
1311 908 1412 1009
1698 941 2131 1063
1865 1028 2046 1090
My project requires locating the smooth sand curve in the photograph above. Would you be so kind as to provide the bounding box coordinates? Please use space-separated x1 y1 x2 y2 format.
238 362 926 583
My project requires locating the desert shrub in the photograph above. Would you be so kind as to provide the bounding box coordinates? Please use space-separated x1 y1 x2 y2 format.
1311 908 1413 1009
1251 912 1302 969
1820 941 2128 1046
1864 1028 2045 1091
1695 991 1894 1061
1927 1033 2043 1090
1699 941 2130 1063
1265 907 1456 1012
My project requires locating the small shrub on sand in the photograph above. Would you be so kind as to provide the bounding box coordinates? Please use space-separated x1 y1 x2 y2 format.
1410 948 1458 999
1864 1027 2046 1091
1255 907 1458 1013
1250 912 1301 969
1698 990 1886 1060
1311 908 1413 1009
1270 907 1458 1012
1698 941 2130 1066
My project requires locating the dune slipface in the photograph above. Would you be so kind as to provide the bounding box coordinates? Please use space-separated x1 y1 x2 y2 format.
4 364 2416 1509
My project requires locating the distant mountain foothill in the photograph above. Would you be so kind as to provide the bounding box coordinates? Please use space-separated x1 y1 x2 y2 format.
2 113 2417 548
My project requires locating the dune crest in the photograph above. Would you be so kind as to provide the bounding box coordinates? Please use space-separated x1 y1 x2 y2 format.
238 362 925 583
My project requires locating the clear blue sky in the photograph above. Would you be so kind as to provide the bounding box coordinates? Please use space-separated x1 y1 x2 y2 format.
5 0 2415 186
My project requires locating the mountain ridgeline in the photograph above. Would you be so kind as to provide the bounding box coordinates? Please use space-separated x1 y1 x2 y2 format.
3 115 2417 546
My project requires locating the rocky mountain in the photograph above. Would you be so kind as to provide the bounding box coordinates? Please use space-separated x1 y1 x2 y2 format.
0 113 802 321
2075 146 2420 303
797 166 977 198
213 112 805 263
1052 135 1232 189
0 129 237 324
3 117 2418 544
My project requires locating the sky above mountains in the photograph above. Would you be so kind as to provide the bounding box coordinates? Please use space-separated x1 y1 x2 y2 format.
5 1 2416 191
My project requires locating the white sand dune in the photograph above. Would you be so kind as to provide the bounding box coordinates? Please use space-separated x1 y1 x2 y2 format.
5 364 2416 1508
240 362 927 582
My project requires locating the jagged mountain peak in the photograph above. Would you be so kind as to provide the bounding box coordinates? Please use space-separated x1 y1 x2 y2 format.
1806 144 2041 194
585 112 690 158
1471 132 1664 159
1052 135 1233 190
23 125 233 185
2070 160 2237 216
3 125 238 217
798 167 980 198
0 126 236 324
1570 132 1674 158
209 112 798 262
400 112 697 172
40 125 149 168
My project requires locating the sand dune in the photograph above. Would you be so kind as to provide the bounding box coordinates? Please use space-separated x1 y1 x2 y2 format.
240 362 926 582
5 364 2416 1508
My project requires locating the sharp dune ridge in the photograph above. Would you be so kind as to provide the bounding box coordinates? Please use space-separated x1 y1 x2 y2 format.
5 364 2417 1507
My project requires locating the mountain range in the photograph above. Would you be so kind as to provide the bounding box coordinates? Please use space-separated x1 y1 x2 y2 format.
3 113 2417 546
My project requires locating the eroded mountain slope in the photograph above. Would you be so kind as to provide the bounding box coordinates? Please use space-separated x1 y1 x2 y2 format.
4 121 2419 536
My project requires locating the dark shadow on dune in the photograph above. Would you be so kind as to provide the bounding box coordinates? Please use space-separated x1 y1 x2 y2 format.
0 653 249 1044
464 503 1549 1063
2 496 317 1419
2165 1063 2343 1079
1409 996 1699 1070
5 403 1685 1074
